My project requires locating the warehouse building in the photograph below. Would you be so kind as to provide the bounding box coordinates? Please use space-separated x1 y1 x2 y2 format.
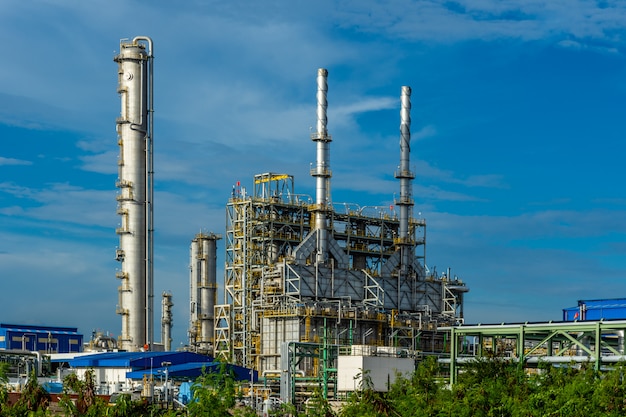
0 323 83 354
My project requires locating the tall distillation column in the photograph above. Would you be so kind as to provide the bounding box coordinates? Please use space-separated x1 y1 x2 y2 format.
161 292 173 351
395 86 415 276
114 37 154 351
189 233 221 352
311 68 332 264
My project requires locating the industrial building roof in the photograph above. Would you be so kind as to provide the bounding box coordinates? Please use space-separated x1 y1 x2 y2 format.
58 351 257 381
563 298 626 321
577 298 626 308
125 361 257 381
65 351 208 369
0 323 80 335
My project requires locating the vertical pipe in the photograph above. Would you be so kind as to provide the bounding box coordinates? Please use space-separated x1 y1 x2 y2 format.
134 36 155 352
311 68 332 264
200 238 208 345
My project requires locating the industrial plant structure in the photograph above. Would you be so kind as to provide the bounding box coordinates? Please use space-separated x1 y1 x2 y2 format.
114 36 155 352
199 69 470 396
106 33 469 400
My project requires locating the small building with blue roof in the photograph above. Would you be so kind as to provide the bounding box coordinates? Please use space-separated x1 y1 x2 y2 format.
54 351 256 395
563 299 626 321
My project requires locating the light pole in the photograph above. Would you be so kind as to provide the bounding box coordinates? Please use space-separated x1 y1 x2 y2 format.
161 361 171 405
249 368 254 409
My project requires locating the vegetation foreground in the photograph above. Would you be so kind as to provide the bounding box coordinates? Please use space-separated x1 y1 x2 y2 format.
2 356 626 416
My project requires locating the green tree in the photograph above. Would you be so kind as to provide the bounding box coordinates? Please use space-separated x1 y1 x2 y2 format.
187 362 255 417
106 392 156 417
0 362 10 414
339 368 397 417
60 369 107 417
592 363 626 416
7 368 50 417
388 356 446 417
529 363 598 417
303 387 336 417
443 354 541 417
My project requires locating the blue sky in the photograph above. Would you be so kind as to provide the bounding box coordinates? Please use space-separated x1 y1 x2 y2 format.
2 0 626 348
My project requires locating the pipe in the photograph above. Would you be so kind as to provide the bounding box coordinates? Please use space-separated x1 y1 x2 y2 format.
137 36 155 352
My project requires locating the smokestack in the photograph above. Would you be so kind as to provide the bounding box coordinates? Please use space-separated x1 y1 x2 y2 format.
311 68 332 264
114 36 154 351
161 292 173 351
395 86 414 271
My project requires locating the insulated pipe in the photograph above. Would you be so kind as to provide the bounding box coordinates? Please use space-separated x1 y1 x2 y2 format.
136 36 155 353
311 68 332 264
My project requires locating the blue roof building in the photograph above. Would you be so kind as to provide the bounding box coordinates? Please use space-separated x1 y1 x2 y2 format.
563 299 626 321
54 351 257 395
0 323 83 353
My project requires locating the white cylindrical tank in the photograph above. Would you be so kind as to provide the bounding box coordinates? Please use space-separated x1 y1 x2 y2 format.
114 36 154 352
189 233 221 351
201 237 217 344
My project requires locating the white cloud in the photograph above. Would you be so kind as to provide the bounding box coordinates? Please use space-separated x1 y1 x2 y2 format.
0 156 31 166
333 0 626 47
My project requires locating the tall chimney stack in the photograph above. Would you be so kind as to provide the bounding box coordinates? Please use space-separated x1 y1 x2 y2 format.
311 68 332 264
396 86 415 272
